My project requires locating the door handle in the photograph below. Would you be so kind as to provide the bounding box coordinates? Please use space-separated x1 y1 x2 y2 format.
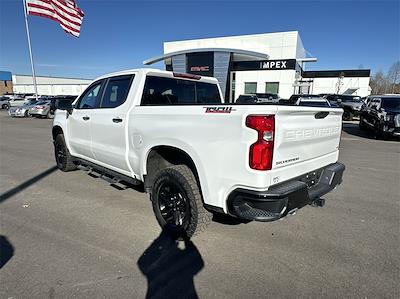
82 116 90 121
112 117 123 123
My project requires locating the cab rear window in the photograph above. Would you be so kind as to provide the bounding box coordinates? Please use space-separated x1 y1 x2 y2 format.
141 76 221 105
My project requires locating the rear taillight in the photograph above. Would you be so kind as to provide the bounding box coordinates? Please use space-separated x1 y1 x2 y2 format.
246 115 275 170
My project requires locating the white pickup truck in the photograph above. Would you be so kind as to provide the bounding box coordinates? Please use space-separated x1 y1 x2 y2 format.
53 69 345 237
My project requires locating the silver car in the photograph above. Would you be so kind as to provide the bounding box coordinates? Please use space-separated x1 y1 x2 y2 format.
29 100 52 118
8 100 37 117
12 100 41 117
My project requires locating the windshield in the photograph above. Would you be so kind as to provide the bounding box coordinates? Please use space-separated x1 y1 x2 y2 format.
382 98 400 110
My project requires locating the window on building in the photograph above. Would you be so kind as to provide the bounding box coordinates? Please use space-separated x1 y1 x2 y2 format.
101 75 133 108
265 82 279 94
244 82 257 94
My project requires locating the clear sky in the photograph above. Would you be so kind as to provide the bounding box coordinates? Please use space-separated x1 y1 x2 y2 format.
0 0 399 79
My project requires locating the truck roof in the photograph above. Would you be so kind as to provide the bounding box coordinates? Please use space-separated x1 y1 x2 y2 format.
93 68 219 85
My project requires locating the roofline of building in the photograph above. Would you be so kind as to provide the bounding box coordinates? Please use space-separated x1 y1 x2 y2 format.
144 48 270 65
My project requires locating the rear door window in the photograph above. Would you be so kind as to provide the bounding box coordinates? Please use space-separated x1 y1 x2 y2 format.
100 75 134 108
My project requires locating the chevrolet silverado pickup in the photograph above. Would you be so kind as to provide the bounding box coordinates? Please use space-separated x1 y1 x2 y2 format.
52 69 345 237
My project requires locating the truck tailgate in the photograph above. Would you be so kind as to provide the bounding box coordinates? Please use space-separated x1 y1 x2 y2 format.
273 106 342 170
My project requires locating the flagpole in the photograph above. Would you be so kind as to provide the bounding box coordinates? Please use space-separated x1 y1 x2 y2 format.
22 0 38 100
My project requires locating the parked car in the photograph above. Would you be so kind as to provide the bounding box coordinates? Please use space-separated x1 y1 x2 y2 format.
53 69 345 237
29 100 52 118
8 99 39 117
359 95 400 138
13 100 42 117
295 96 331 107
0 96 10 109
324 94 363 120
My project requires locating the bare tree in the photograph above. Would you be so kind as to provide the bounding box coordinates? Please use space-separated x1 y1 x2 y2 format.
370 71 388 94
387 61 400 93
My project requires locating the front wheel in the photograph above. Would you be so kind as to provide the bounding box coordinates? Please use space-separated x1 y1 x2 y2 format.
2 104 9 110
54 134 77 172
151 165 212 238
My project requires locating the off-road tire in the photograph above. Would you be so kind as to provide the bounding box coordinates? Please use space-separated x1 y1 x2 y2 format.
54 134 77 172
151 165 212 238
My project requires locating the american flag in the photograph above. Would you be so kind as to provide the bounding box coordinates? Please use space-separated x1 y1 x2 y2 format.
25 0 84 37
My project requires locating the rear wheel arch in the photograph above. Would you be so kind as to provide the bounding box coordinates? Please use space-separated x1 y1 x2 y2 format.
144 146 202 194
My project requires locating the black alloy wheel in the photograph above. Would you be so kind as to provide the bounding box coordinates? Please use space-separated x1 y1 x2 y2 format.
156 179 190 229
55 138 67 169
54 134 77 172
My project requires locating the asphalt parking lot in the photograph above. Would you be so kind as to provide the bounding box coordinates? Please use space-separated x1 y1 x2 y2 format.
0 111 399 299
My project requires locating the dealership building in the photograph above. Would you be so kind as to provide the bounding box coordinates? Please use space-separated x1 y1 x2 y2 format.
144 31 371 101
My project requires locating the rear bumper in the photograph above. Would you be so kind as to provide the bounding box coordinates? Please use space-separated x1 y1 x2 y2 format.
227 162 345 221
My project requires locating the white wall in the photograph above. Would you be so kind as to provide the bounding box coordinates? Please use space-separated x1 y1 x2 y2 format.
311 77 371 97
12 74 92 95
13 84 89 95
164 31 305 60
234 70 296 100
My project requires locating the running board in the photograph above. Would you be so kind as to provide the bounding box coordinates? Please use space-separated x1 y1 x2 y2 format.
75 158 141 187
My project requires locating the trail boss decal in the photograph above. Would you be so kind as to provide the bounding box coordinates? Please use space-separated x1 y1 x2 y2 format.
204 106 236 114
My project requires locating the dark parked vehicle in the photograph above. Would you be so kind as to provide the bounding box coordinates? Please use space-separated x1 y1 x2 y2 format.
359 95 400 139
324 94 363 120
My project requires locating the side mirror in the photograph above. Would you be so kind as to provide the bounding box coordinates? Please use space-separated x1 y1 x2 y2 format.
56 101 74 114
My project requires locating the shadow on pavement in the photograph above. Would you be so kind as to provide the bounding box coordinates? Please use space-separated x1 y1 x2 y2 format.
212 213 251 225
342 122 375 139
0 165 58 203
0 235 14 269
137 230 204 299
342 122 399 141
